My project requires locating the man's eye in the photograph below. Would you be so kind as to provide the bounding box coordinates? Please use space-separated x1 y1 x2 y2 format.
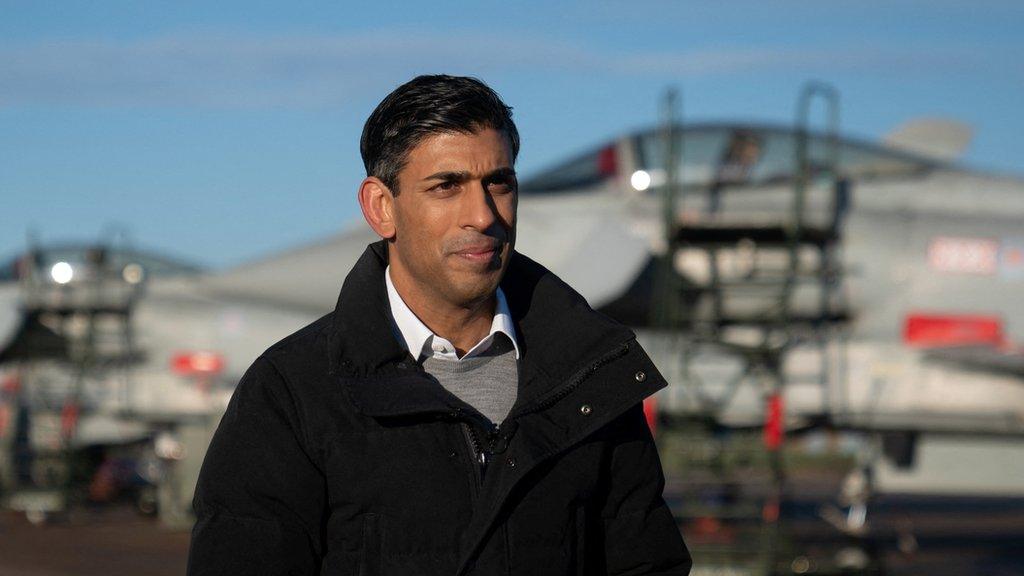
434 181 459 193
487 179 517 195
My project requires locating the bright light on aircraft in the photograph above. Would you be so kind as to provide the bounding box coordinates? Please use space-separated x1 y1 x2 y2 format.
630 170 652 191
50 262 73 284
122 263 145 284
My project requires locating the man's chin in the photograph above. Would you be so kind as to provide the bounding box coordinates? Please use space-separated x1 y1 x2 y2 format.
444 273 503 306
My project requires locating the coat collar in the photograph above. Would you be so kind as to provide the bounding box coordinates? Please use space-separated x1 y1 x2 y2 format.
327 240 636 416
327 240 410 379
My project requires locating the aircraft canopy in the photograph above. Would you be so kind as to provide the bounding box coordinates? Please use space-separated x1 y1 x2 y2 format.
521 123 940 193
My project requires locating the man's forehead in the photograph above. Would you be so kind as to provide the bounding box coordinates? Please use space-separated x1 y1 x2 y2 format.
402 129 514 176
409 129 513 159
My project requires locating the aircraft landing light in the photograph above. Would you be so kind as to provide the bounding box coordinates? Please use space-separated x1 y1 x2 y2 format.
50 261 73 284
630 170 651 191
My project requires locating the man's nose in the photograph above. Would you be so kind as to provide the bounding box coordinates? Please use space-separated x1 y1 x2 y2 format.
459 181 498 231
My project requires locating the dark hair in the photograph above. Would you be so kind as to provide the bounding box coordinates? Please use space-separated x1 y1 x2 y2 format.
360 75 520 195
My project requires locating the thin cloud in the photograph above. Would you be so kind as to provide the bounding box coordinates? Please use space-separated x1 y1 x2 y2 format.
0 31 1009 110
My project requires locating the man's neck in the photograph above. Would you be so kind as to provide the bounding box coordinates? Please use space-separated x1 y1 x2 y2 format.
388 266 495 357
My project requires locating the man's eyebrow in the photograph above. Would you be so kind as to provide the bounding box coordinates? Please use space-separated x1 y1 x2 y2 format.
487 167 517 179
421 170 471 182
420 167 517 182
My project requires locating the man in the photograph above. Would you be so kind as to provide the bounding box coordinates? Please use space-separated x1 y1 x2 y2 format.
188 75 691 575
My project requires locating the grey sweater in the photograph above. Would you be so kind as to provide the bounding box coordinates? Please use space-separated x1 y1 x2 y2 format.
421 333 518 426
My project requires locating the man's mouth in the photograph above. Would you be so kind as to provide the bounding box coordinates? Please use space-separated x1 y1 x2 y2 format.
456 245 497 262
453 240 503 263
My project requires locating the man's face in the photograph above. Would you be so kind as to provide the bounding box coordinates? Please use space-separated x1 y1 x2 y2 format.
388 127 517 309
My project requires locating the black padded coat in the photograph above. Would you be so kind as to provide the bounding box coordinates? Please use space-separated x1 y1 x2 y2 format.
187 241 691 576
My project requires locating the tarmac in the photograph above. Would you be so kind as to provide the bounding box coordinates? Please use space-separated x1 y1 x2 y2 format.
1 492 1022 575
0 506 189 576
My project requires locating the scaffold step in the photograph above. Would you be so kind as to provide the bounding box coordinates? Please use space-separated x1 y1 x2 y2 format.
677 276 841 291
679 311 851 327
25 305 132 316
673 224 838 247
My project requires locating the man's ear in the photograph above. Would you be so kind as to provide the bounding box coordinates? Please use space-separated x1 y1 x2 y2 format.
358 177 397 239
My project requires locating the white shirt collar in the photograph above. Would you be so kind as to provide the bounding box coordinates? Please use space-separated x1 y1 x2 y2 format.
385 265 520 362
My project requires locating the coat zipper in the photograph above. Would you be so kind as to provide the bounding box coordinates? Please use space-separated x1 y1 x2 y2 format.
461 422 486 490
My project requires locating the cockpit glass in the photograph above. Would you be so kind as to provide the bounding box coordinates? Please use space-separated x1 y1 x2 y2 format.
642 126 935 186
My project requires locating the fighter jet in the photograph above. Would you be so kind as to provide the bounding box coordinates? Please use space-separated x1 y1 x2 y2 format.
1 107 1023 522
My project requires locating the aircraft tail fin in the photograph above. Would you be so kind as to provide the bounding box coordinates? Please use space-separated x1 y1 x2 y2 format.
883 117 973 162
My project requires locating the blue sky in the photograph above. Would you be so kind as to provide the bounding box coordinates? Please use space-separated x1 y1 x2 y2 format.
2 0 1022 268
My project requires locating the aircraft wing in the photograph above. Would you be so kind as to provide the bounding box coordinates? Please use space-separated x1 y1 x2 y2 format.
514 196 650 308
923 345 1024 378
198 225 379 313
